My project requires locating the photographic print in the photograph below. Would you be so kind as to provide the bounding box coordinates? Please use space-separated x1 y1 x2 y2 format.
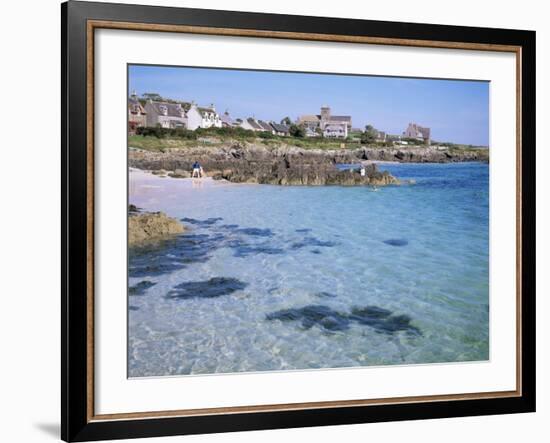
127 64 489 378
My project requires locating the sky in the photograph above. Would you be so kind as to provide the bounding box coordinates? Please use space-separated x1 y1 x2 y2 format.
129 64 489 146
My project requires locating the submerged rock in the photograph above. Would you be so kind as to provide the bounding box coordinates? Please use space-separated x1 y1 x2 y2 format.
128 233 222 277
383 239 408 247
166 277 248 299
181 217 223 226
290 236 338 249
350 306 421 336
227 238 284 258
129 280 156 296
315 291 337 298
267 304 421 336
266 305 350 332
128 212 185 246
236 227 273 237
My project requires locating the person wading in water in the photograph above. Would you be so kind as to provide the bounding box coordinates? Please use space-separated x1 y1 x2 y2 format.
192 161 203 178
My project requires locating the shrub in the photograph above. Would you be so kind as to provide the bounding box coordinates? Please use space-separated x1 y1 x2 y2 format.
136 126 167 138
360 124 378 144
289 124 306 138
195 126 256 139
258 131 275 139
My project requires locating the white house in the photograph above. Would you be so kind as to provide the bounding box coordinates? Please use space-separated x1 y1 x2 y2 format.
323 123 348 138
186 102 222 130
237 117 264 131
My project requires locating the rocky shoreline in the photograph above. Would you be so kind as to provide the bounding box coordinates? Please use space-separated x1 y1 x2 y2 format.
128 143 488 186
129 144 401 186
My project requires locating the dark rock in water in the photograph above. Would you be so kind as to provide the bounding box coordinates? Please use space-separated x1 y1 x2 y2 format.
174 233 224 264
167 277 248 299
310 249 321 255
268 304 421 336
351 306 392 319
129 280 156 296
291 237 337 249
350 306 421 336
231 243 284 258
128 259 185 278
267 305 350 332
129 305 140 311
181 217 223 226
315 291 337 298
128 204 141 213
383 239 408 247
220 224 239 230
236 227 273 237
295 228 312 233
128 233 223 277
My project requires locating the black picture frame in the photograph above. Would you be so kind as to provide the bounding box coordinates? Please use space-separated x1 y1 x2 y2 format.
62 1 536 441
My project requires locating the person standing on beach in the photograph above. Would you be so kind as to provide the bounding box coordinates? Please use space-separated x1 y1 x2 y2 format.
192 161 202 178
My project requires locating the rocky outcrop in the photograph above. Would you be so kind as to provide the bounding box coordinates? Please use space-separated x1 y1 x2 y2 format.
357 146 488 163
128 144 401 186
211 161 398 186
129 143 488 172
128 211 185 246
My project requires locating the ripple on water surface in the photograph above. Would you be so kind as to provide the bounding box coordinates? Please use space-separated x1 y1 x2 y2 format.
128 164 489 377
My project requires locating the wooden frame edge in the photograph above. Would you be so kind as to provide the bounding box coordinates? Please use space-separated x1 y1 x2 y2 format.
86 19 95 424
90 390 521 422
84 18 525 424
88 19 522 52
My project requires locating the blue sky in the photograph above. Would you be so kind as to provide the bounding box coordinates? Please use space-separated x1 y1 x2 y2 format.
129 65 489 146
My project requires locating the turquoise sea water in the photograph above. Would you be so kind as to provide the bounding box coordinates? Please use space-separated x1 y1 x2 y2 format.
128 162 489 377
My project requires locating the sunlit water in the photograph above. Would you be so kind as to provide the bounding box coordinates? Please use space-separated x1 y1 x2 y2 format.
128 162 489 377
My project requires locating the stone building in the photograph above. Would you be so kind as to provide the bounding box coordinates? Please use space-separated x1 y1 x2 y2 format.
297 105 352 138
403 122 431 145
144 100 187 129
128 92 147 134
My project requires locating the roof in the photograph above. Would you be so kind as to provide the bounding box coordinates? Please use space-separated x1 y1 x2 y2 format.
329 115 352 122
220 113 233 125
270 123 290 133
197 106 218 117
298 114 321 122
128 97 146 114
148 101 186 118
257 120 273 132
246 118 263 130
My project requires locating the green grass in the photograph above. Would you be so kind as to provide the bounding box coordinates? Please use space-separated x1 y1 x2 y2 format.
128 134 488 155
128 135 231 151
128 134 366 151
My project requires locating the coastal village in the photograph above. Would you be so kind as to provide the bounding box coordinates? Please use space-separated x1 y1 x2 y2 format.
128 91 432 146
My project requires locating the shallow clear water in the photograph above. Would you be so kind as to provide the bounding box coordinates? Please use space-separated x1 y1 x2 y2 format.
128 162 489 377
